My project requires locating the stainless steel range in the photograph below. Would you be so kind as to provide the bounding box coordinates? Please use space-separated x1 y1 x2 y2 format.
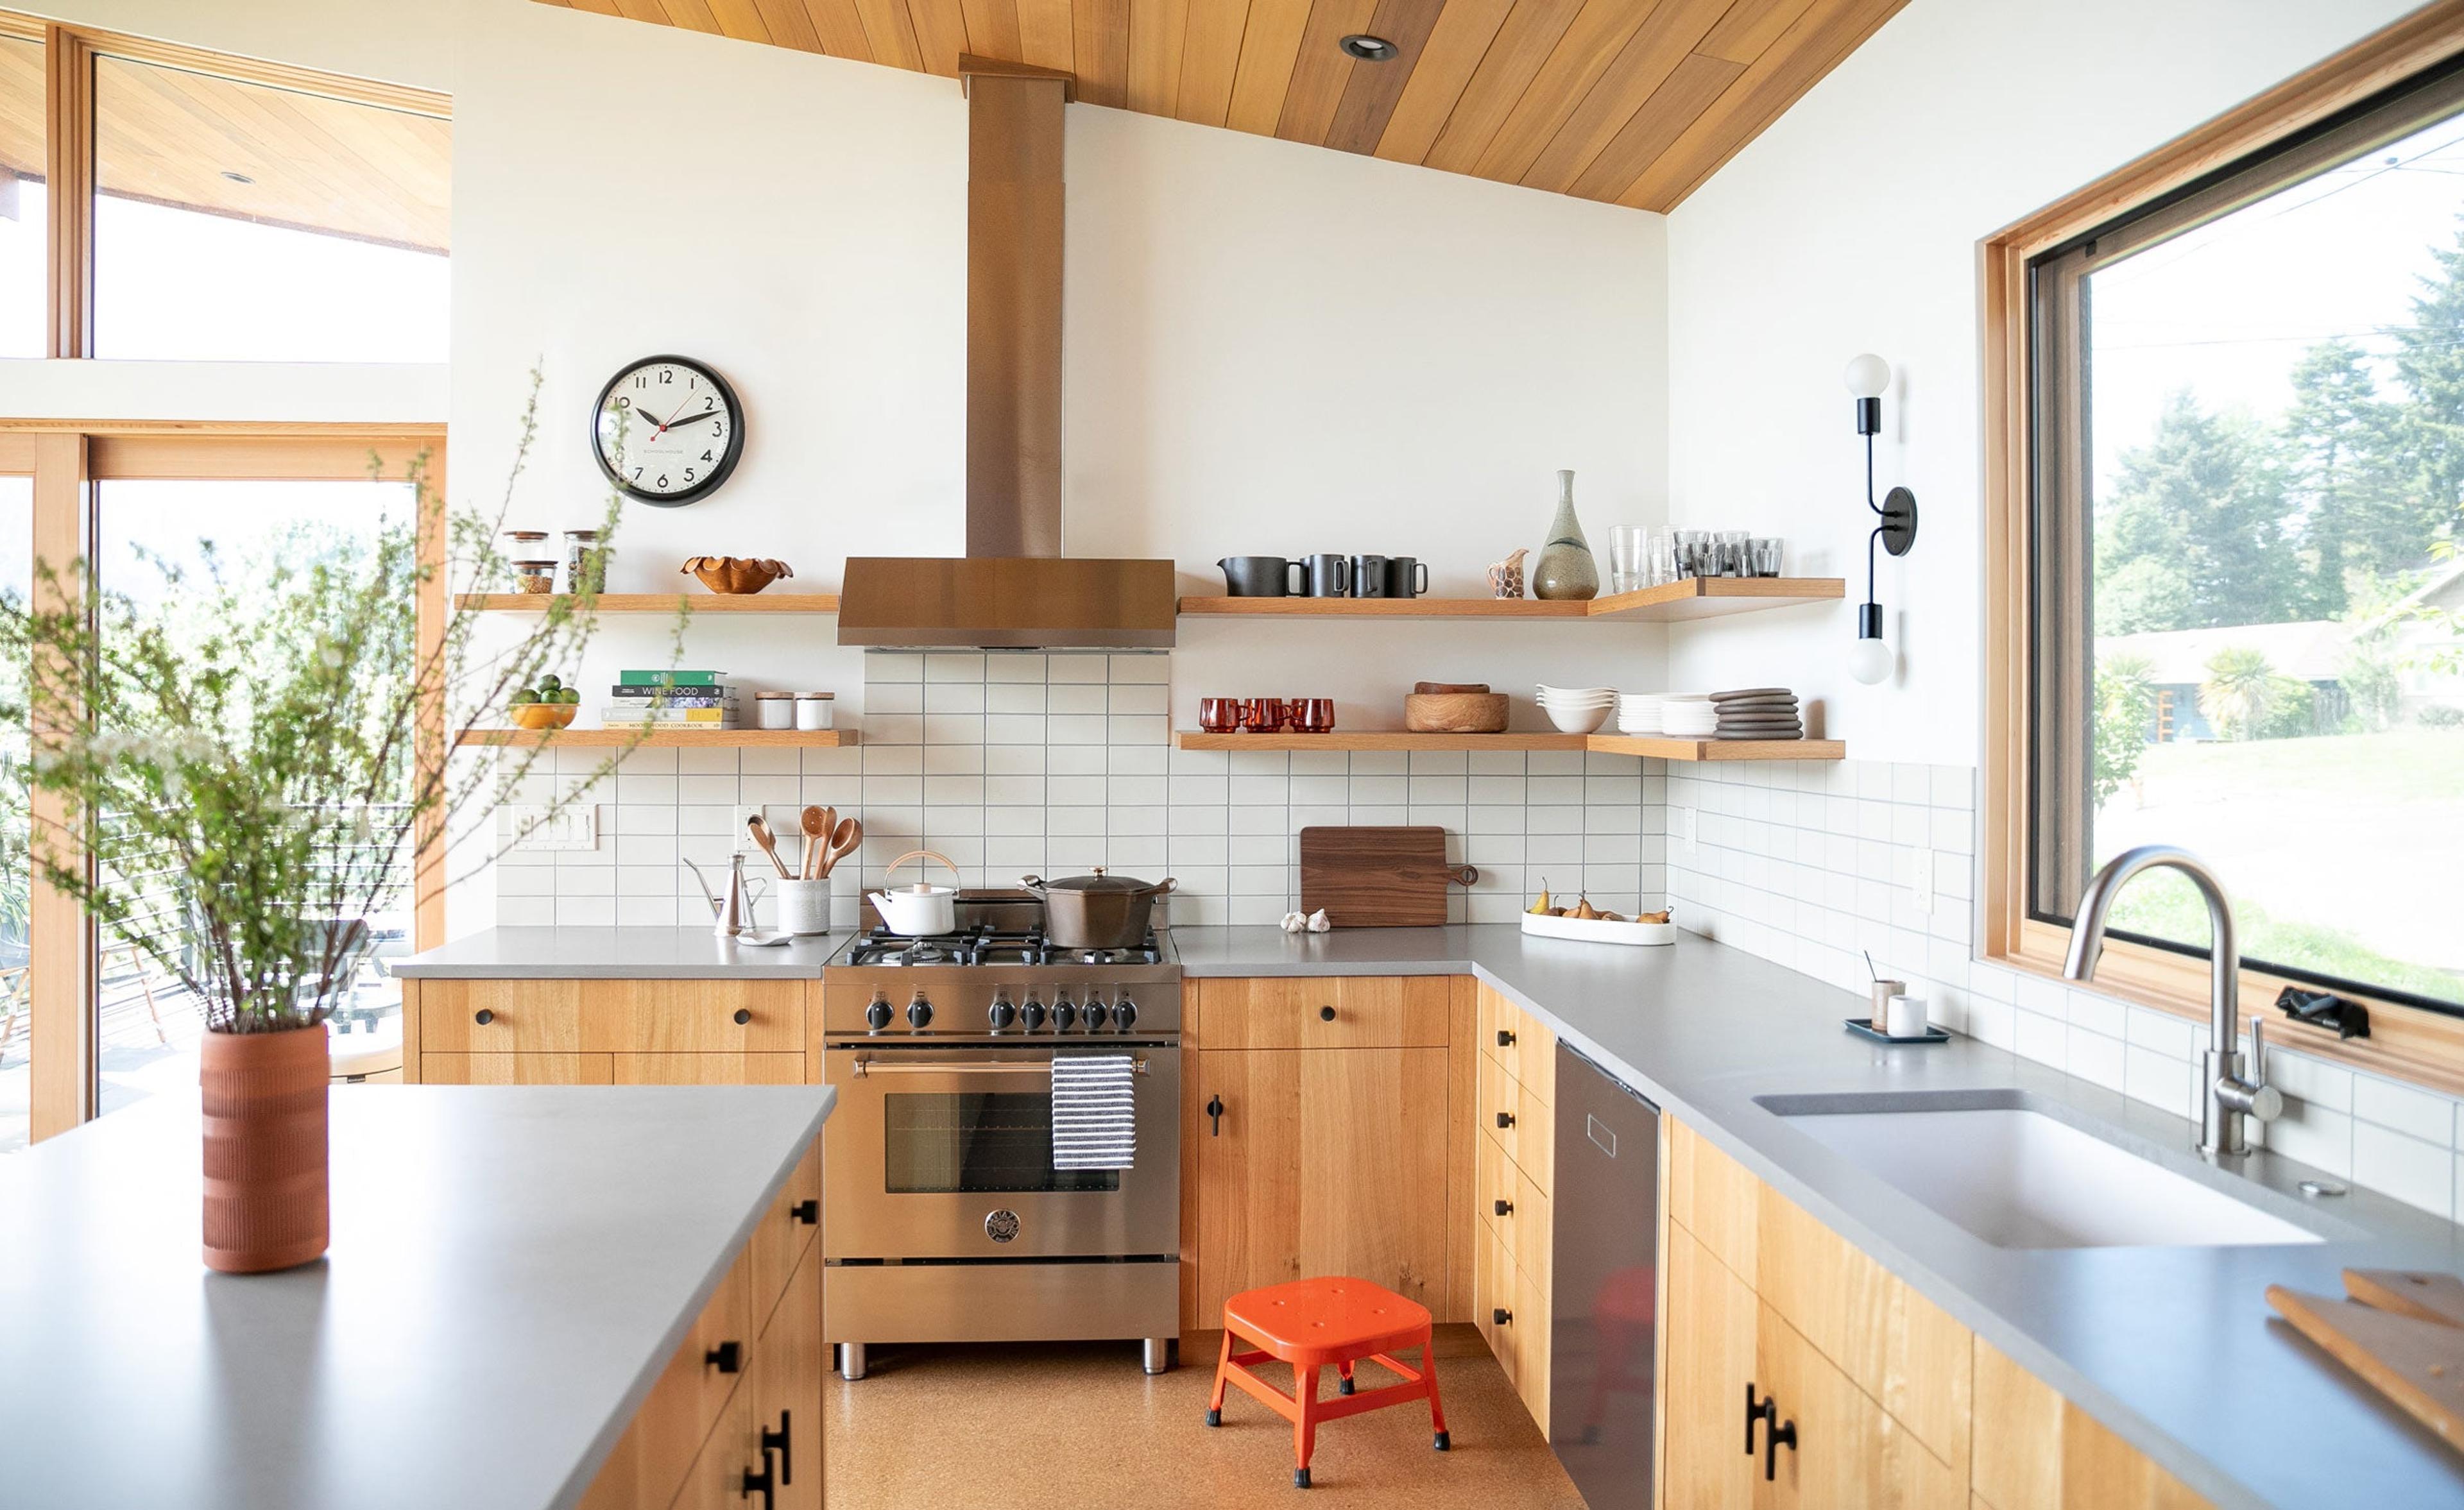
820 891 1181 1380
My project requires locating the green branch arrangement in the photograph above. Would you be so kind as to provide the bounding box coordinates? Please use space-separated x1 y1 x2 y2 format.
0 371 686 1033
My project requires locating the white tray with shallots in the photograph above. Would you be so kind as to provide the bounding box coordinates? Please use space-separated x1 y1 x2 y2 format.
1520 910 1677 947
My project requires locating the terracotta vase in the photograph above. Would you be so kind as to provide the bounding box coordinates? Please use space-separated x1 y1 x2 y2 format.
1532 468 1600 600
200 1025 330 1274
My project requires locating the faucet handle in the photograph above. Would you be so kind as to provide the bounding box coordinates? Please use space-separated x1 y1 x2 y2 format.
2243 1018 2284 1123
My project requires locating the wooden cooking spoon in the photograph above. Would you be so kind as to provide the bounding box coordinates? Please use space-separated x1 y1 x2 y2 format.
746 813 791 880
800 805 831 879
820 817 862 878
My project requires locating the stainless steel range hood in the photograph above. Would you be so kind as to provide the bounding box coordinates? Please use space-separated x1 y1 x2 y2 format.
839 56 1176 651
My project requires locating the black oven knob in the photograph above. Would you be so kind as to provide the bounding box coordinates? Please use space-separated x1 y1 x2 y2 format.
988 994 1016 1031
1084 1001 1110 1031
864 994 893 1032
907 995 934 1030
1052 1000 1078 1031
1020 997 1047 1031
1113 998 1137 1031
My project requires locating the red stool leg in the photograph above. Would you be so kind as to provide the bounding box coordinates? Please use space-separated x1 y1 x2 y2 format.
1294 1363 1321 1488
1423 1337 1451 1450
1206 1329 1235 1425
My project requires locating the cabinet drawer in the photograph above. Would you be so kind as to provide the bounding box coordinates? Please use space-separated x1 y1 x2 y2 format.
1192 976 1448 1049
1477 1128 1522 1254
748 1138 825 1333
1478 985 1519 1069
1514 1251 1552 1438
419 1052 611 1085
419 980 585 1052
1667 1116 1759 1278
578 1239 758 1510
611 1053 807 1086
582 980 805 1053
1477 1052 1524 1169
1474 1220 1519 1387
1513 1166 1552 1286
1754 1302 1964 1510
1518 1081 1553 1196
1476 984 1557 1100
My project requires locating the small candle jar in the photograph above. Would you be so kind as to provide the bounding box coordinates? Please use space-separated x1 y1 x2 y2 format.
795 693 835 731
755 692 794 731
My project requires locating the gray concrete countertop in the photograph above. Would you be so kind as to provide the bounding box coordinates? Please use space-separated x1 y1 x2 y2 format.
0 1083 835 1510
395 925 844 978
1175 925 2464 1510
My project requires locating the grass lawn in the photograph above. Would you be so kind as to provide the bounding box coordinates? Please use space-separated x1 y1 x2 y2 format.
2097 729 2464 1005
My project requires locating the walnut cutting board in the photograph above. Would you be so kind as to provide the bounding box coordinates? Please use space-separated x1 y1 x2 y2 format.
1299 826 1466 928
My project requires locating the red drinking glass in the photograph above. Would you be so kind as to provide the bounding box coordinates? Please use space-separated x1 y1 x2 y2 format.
1292 698 1337 733
1240 697 1286 733
1199 697 1241 733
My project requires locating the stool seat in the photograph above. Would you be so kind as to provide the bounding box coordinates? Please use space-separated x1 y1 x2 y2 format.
1222 1278 1434 1368
1208 1277 1449 1489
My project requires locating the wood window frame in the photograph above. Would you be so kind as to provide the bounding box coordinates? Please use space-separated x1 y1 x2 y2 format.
0 6 452 359
1981 0 2464 1096
3 422 446 1141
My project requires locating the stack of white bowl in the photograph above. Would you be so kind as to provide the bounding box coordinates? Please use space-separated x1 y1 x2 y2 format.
1660 696 1718 738
1536 684 1616 734
1616 692 1664 735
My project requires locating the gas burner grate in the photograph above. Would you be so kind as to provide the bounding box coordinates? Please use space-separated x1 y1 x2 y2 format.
843 925 1165 968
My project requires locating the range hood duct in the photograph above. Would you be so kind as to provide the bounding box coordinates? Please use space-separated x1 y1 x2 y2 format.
839 55 1176 650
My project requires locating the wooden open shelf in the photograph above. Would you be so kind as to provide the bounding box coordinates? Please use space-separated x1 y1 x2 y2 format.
1176 577 1844 622
455 728 857 749
1175 731 1842 761
458 593 842 614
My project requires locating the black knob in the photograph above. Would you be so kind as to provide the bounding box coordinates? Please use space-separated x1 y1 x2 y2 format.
1492 1308 1511 1327
1113 999 1138 1031
474 1008 493 1026
1496 1111 1515 1129
864 997 892 1031
1496 1030 1514 1048
1494 1199 1512 1217
705 1339 742 1373
1020 999 1047 1031
733 1008 752 1026
1054 1001 1078 1031
790 1199 818 1225
1085 1001 1110 1030
1319 1005 1337 1022
989 998 1016 1030
761 1410 793 1486
1206 1094 1224 1136
907 996 933 1030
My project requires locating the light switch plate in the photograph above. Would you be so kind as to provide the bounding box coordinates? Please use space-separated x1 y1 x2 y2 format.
511 804 597 852
1672 806 1698 849
1910 847 1936 914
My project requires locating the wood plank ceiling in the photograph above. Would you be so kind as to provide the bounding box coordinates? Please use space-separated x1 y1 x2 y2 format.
0 32 450 253
531 0 1905 213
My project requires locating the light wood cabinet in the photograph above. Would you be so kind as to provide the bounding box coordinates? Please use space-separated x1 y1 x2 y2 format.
1191 974 1450 1049
1664 1223 1756 1510
1473 982 1555 1436
420 1052 612 1085
403 979 815 1085
612 1052 808 1085
1971 1337 2208 1510
1188 1044 1451 1321
1756 1300 1964 1509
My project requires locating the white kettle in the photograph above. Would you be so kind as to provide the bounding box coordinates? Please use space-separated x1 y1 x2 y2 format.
868 849 961 935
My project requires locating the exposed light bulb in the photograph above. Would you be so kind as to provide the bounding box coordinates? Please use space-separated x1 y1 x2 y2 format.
1848 634 1894 685
1843 353 1890 400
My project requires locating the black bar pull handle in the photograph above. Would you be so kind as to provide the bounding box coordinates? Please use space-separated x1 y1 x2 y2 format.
760 1410 792 1486
1745 1383 1772 1455
1207 1095 1224 1137
1765 1414 1797 1482
740 1457 774 1510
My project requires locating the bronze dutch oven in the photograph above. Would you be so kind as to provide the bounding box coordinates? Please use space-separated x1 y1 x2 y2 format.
1021 867 1177 950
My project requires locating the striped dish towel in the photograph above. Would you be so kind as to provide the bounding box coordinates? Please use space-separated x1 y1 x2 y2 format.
1051 1054 1138 1171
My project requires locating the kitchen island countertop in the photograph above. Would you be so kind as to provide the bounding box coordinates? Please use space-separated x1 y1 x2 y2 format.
0 1083 834 1510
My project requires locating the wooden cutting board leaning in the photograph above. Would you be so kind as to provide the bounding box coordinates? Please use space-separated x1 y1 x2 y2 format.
2266 1267 2464 1448
1297 826 1477 928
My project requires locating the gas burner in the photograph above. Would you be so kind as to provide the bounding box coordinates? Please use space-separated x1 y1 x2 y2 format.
842 924 1166 968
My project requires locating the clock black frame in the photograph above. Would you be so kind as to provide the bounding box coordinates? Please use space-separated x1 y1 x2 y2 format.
590 354 746 507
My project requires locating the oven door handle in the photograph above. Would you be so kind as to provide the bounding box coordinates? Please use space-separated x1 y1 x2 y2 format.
850 1057 1151 1077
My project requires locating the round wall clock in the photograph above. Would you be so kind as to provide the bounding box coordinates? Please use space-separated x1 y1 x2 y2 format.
591 354 744 507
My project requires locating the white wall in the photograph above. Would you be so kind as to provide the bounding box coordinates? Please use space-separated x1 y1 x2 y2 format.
1662 0 2421 765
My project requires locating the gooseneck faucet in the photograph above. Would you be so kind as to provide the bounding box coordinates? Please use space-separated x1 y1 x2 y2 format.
2063 845 2282 1157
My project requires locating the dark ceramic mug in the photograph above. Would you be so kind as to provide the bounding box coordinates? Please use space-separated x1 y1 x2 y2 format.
1385 557 1430 598
1217 556 1301 597
1351 555 1390 598
1299 554 1351 597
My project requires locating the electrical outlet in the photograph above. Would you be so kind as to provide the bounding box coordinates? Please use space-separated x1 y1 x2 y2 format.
734 805 766 854
1910 847 1936 914
1672 806 1698 848
512 804 597 852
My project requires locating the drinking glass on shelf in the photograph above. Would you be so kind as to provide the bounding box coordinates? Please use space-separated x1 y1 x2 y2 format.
1673 529 1707 579
1609 525 1648 595
1718 530 1751 577
1647 527 1679 586
1750 537 1785 577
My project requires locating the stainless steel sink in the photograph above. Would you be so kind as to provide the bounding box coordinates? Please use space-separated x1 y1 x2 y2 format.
1756 1090 2342 1250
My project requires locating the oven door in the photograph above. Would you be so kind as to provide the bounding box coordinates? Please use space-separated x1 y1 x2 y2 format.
823 1042 1181 1261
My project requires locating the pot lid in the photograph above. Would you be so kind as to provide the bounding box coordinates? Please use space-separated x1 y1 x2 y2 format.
1027 865 1156 894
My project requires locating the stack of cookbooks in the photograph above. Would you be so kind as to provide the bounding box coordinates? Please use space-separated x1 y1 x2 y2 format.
602 670 739 729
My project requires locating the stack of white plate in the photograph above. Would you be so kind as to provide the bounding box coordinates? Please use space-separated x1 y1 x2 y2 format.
1659 696 1718 738
1616 693 1664 735
1536 684 1615 734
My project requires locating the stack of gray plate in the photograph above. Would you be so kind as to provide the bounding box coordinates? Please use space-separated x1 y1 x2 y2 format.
1709 688 1801 740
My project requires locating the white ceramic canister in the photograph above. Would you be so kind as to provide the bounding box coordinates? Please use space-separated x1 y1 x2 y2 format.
774 878 832 936
755 691 794 731
796 692 835 731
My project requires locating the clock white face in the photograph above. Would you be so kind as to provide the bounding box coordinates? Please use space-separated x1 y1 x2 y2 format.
594 359 740 505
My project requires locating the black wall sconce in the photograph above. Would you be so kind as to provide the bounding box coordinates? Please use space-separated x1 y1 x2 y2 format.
1844 353 1917 684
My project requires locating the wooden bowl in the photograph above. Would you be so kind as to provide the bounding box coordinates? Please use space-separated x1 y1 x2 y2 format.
1405 691 1508 733
511 702 578 731
681 556 794 595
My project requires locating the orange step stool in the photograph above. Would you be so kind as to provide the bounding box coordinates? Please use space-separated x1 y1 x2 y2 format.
1206 1277 1450 1489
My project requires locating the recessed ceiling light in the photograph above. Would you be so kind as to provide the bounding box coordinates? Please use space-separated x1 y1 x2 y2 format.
1339 34 1398 62
221 170 255 184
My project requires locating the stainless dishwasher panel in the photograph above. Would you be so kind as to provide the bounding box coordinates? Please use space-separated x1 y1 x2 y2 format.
1550 1043 1660 1509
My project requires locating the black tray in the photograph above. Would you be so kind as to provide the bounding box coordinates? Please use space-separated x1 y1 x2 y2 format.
1844 1016 1949 1046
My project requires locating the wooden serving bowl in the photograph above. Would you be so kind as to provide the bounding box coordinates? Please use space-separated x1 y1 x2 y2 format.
681 556 794 595
1405 691 1508 733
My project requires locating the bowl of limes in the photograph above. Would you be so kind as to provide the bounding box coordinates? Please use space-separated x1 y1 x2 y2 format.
509 674 581 731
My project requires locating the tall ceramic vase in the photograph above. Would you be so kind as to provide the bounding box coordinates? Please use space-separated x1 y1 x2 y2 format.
200 1025 330 1273
1532 469 1599 601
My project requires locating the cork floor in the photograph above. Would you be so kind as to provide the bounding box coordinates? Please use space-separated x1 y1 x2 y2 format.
823 1327 1588 1509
